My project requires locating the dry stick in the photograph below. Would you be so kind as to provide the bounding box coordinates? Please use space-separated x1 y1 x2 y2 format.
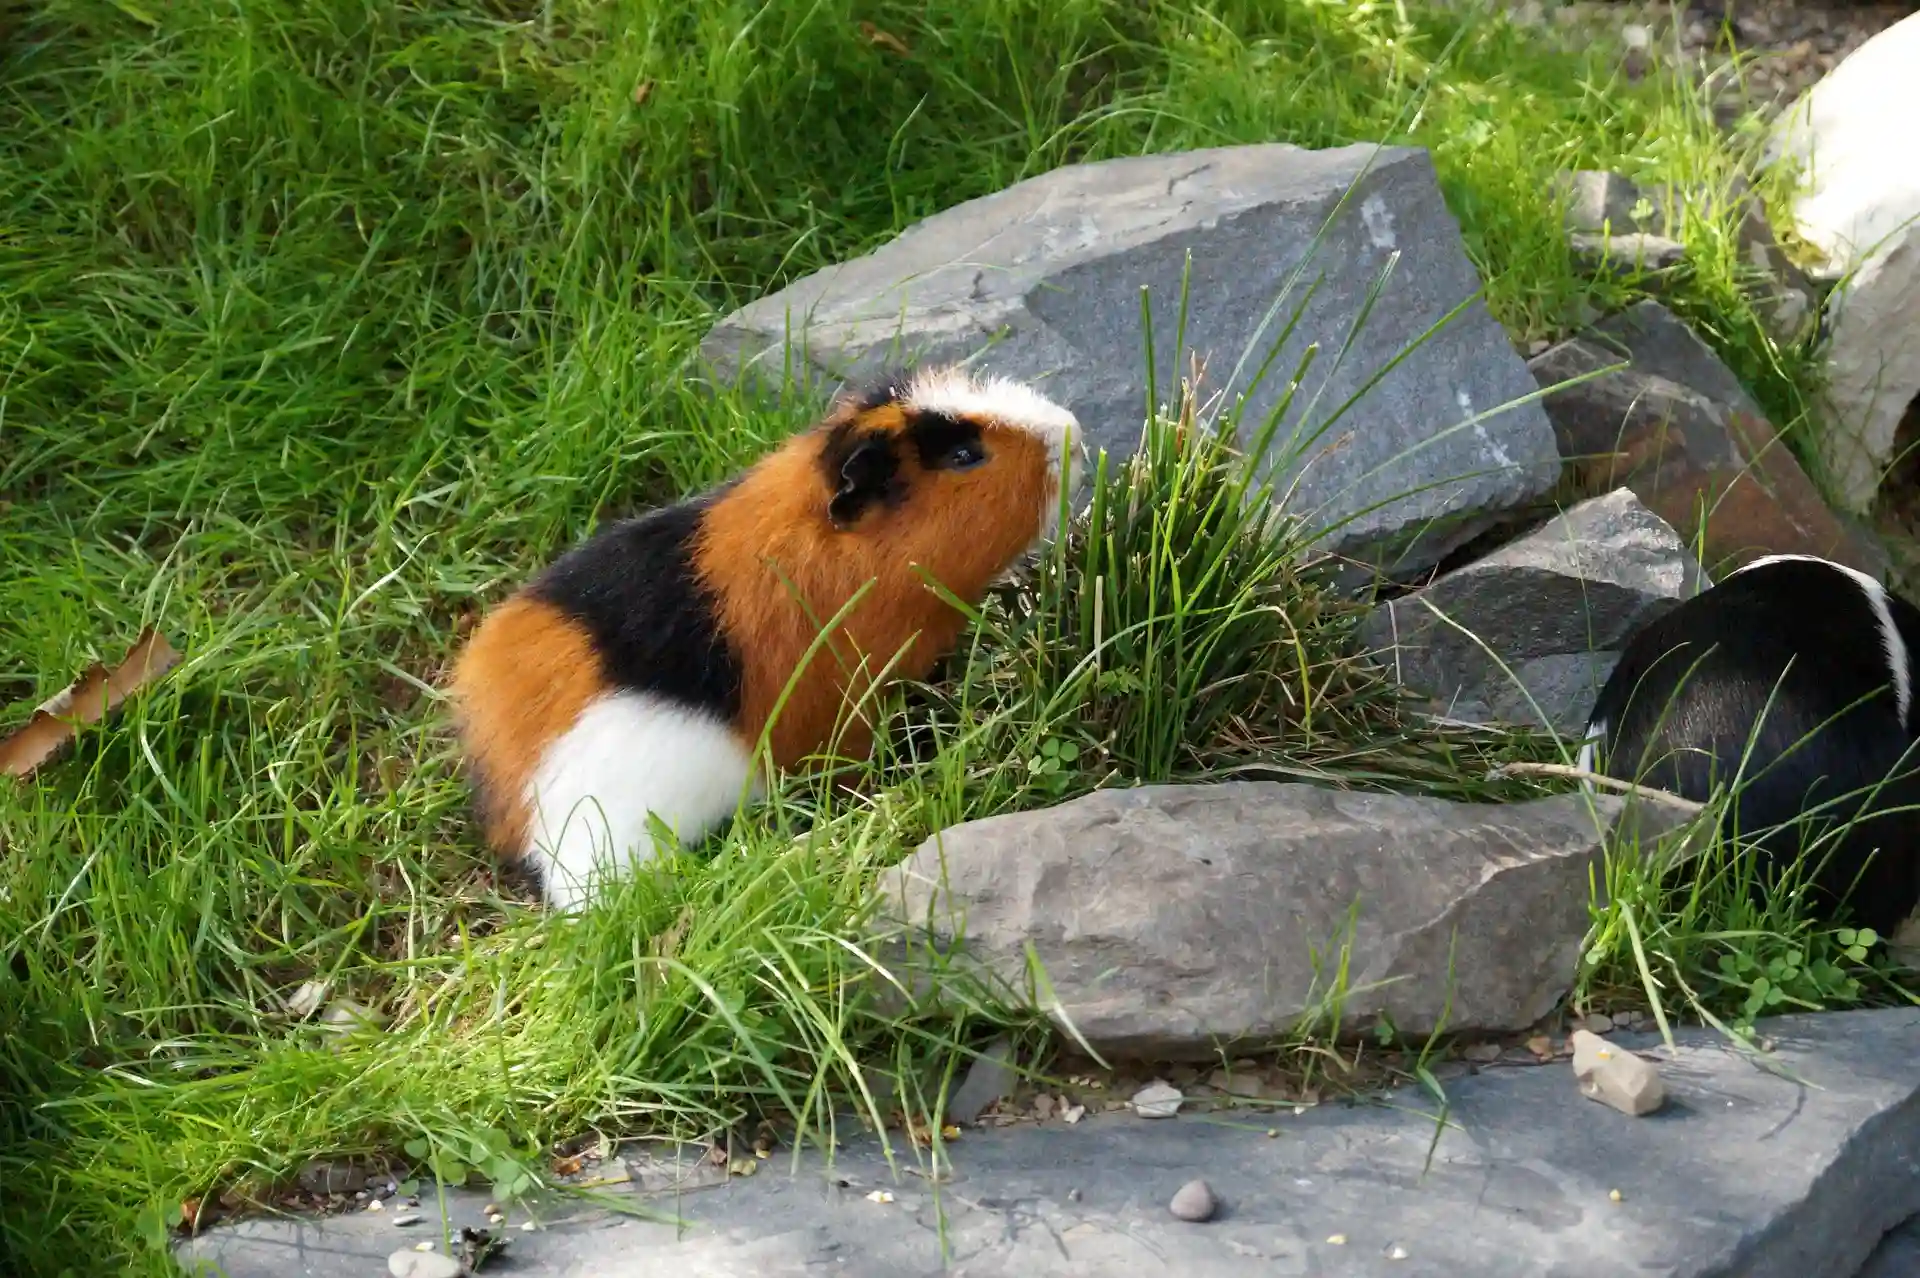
1484 761 1708 816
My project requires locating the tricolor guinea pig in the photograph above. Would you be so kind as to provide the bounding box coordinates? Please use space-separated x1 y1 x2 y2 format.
1580 553 1920 934
449 364 1085 912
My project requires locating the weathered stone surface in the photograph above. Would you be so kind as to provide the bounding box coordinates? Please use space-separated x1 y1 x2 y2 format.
1532 300 1886 578
1859 1217 1920 1278
1554 169 1687 276
1360 488 1707 732
174 1008 1920 1278
699 142 1560 578
946 1036 1017 1125
1727 175 1822 346
1766 13 1920 513
386 1250 462 1278
881 782 1679 1058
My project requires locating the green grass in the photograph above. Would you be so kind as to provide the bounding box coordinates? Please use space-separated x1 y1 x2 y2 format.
0 1 1894 1273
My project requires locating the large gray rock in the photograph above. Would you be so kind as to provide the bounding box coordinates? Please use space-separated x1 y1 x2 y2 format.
1528 300 1889 581
880 781 1677 1059
176 1007 1920 1278
699 142 1561 578
1360 488 1708 733
1765 13 1920 513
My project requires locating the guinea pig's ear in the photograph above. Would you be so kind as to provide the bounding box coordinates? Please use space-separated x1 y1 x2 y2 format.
826 429 902 530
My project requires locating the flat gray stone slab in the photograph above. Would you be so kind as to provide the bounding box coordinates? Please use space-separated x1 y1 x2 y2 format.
176 1008 1920 1278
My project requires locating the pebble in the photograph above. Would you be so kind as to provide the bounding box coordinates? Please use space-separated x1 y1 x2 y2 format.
1570 1029 1667 1116
1583 1013 1614 1034
1130 1082 1185 1119
1169 1179 1217 1222
390 1212 422 1226
1463 1043 1502 1064
387 1249 464 1278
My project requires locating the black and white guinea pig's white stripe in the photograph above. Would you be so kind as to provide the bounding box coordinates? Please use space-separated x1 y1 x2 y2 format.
1577 552 1920 931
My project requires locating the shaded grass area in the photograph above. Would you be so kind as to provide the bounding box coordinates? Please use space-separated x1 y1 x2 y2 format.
0 1 1871 1272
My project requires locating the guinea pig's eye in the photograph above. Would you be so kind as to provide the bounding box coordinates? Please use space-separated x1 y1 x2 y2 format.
945 441 986 470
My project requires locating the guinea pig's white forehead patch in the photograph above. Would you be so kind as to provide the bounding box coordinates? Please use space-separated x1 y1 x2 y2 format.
904 366 1081 471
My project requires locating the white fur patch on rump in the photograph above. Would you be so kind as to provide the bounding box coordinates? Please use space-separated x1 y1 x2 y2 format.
1734 553 1912 724
522 691 760 912
904 364 1086 500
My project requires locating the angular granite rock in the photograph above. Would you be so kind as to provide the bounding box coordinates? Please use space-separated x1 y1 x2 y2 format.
1766 12 1920 513
880 781 1680 1058
176 1007 1920 1278
699 142 1560 578
1359 487 1707 733
1531 300 1886 579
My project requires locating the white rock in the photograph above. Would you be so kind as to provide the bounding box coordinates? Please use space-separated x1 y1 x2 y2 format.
1169 1178 1218 1221
1766 13 1920 512
1130 1082 1185 1118
388 1248 463 1278
1570 1029 1666 1116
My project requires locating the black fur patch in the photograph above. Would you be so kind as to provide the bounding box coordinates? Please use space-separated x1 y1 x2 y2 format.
1590 557 1920 931
529 496 744 723
904 410 987 471
819 422 905 528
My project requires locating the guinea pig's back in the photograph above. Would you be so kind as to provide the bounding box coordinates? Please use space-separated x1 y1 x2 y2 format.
1591 556 1914 817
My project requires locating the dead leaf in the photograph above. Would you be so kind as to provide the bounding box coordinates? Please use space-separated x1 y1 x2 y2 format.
0 628 181 780
632 78 654 106
550 1154 583 1177
1526 1035 1554 1061
857 21 910 56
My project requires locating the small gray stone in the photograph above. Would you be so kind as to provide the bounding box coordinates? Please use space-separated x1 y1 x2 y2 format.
699 142 1560 581
1570 231 1687 276
946 1036 1017 1126
1131 1082 1185 1118
1360 488 1706 732
1554 170 1674 241
1555 171 1685 276
389 1213 422 1227
1169 1178 1218 1222
387 1248 463 1278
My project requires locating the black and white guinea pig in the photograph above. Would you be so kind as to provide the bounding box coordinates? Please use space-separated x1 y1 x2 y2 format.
448 363 1085 912
1580 552 1920 934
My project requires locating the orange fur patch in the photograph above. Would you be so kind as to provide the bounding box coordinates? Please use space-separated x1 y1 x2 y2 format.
693 408 1056 772
447 596 607 856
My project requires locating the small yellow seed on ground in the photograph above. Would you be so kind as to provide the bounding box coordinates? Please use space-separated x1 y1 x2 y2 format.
1610 1189 1623 1202
1327 1234 1347 1245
